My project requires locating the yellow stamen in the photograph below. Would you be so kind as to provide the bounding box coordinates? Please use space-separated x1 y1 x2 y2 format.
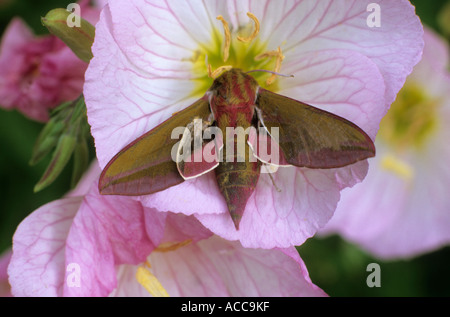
380 154 414 182
136 264 170 297
237 12 260 43
254 50 281 60
216 15 231 62
155 239 192 252
255 47 285 85
208 64 233 79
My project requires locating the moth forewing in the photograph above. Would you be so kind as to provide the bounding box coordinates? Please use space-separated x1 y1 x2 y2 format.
256 88 375 168
99 96 212 195
247 124 290 167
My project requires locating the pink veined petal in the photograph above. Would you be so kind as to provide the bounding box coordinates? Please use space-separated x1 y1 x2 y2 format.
162 213 213 243
148 235 326 296
8 197 82 296
63 184 166 296
109 264 151 296
196 165 364 249
85 1 215 168
109 213 214 297
258 0 423 106
66 160 102 197
110 214 325 297
139 171 226 216
280 49 386 140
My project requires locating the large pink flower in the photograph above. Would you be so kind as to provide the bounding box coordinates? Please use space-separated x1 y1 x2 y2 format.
0 0 101 122
7 163 325 297
84 0 423 248
321 28 450 259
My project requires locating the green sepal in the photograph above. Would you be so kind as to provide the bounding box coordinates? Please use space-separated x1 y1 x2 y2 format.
71 137 90 188
29 119 66 165
32 96 92 192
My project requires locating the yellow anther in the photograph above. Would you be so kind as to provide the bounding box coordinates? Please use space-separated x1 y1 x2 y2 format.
208 64 233 79
237 12 260 43
155 239 192 252
380 154 414 182
216 15 231 62
255 47 285 86
254 50 281 60
136 265 170 297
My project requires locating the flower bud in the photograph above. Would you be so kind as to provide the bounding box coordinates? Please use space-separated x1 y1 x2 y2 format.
41 8 95 62
32 97 92 192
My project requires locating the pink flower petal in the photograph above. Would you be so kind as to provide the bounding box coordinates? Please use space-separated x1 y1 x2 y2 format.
85 1 203 167
66 160 102 197
109 213 325 296
163 213 213 243
8 197 82 296
322 28 450 259
110 235 326 297
151 236 326 296
63 185 165 296
196 163 368 248
280 49 386 139
267 0 423 106
140 172 226 216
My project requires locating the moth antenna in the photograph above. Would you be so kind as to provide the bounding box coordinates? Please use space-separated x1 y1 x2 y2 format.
264 165 282 192
246 69 294 78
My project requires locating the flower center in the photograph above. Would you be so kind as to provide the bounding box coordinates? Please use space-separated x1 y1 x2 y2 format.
189 12 284 97
378 82 440 181
378 83 440 152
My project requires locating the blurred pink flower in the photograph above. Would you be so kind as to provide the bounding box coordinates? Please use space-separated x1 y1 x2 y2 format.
0 250 12 297
8 162 325 297
84 0 423 248
321 28 450 259
0 0 101 122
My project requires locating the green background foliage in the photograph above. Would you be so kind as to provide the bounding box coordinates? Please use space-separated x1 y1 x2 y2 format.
0 0 449 296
